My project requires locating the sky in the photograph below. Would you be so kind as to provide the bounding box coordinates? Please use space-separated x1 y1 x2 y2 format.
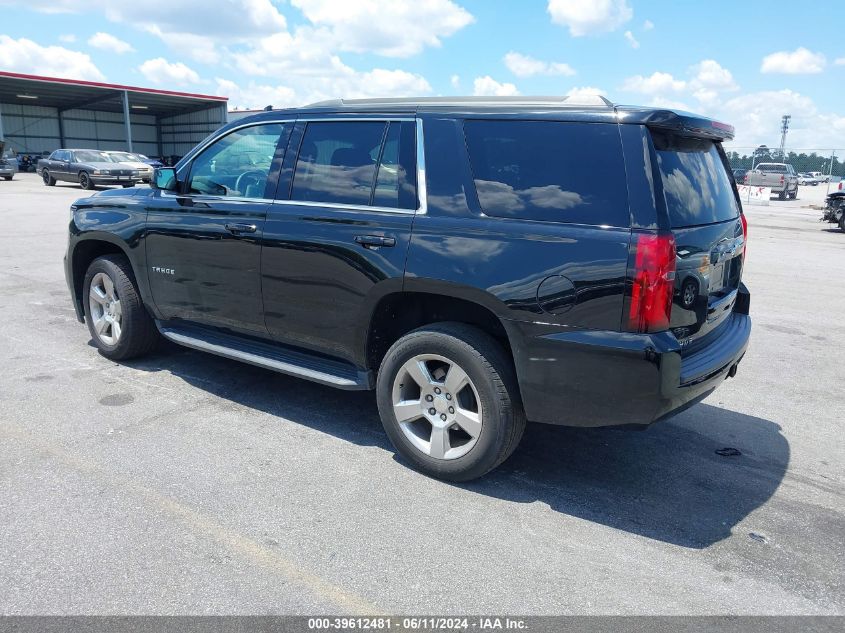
1 0 844 150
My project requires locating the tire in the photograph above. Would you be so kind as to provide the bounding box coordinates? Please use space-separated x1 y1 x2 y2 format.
83 255 158 360
79 172 95 190
839 215 845 233
2 175 12 181
778 190 787 200
42 170 56 186
376 322 526 481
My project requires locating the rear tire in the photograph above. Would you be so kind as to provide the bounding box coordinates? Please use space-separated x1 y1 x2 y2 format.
839 215 845 233
83 255 158 360
2 175 11 181
42 170 56 186
778 190 787 200
376 322 526 481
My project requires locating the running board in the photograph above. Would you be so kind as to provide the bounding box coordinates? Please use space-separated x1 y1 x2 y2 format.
156 322 373 390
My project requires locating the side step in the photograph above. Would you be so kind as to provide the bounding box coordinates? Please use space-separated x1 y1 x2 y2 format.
156 322 373 390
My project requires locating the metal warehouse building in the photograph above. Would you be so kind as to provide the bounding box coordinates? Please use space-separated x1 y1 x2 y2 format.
0 71 228 159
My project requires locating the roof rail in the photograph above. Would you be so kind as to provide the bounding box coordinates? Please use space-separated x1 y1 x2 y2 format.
303 95 614 109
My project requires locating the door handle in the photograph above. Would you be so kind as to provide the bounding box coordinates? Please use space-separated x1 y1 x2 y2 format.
354 235 396 248
225 223 257 234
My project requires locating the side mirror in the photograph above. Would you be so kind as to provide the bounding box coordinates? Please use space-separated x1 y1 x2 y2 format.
151 167 178 192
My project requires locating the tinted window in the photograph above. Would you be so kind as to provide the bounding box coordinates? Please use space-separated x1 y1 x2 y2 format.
652 131 739 227
189 123 285 198
291 121 386 206
463 120 629 226
758 164 786 173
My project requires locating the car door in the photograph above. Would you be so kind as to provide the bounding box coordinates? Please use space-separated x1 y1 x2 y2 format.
51 150 70 181
145 121 291 335
261 118 418 364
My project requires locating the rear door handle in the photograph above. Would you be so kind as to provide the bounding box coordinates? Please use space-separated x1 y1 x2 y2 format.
225 223 257 234
354 235 396 248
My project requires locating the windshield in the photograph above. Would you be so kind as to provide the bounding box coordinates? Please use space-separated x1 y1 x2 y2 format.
74 150 111 163
652 131 739 228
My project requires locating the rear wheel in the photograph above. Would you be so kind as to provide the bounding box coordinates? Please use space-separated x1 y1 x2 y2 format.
79 172 95 190
2 175 11 181
839 215 845 233
42 170 56 186
778 190 787 200
377 322 525 481
788 189 798 200
83 255 158 360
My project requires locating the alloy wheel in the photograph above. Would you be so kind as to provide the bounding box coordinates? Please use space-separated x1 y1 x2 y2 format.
88 272 122 345
391 354 483 460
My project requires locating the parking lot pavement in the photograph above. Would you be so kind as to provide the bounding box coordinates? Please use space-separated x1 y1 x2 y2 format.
0 172 843 615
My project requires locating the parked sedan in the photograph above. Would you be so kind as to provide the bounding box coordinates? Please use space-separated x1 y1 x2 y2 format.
37 149 140 190
798 173 819 186
104 151 154 182
0 142 18 181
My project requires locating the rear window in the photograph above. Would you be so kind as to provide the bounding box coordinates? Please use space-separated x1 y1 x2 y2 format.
463 120 629 226
758 164 786 173
652 131 739 227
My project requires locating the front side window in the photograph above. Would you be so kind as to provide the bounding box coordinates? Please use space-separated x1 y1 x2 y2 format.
188 123 285 198
463 120 630 226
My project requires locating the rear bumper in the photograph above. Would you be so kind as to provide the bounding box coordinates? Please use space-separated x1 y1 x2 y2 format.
505 284 751 427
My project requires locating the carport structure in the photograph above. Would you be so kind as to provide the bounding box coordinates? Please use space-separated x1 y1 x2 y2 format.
0 71 228 159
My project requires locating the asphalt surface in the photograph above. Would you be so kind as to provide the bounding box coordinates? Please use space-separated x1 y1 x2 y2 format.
0 172 843 615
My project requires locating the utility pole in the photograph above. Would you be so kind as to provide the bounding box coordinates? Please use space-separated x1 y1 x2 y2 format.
778 114 791 159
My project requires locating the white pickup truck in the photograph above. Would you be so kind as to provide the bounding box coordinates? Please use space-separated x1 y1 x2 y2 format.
745 163 799 200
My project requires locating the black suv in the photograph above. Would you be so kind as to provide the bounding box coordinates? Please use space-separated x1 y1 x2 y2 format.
64 96 751 481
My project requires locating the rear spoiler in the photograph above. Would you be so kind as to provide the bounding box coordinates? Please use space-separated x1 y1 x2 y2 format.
616 107 735 141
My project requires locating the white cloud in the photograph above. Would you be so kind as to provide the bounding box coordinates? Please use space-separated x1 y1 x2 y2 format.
473 76 519 97
834 57 845 66
5 1 288 64
290 0 474 57
622 71 686 94
138 58 200 87
715 90 845 148
88 32 134 54
230 27 432 105
761 47 826 74
215 78 297 110
58 34 76 43
450 75 461 89
643 19 654 30
0 35 105 81
565 86 608 101
689 59 739 91
547 0 632 36
503 52 575 77
624 30 639 49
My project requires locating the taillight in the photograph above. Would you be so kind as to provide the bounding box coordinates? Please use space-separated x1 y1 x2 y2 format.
743 174 748 184
780 175 784 184
627 232 676 333
740 212 748 261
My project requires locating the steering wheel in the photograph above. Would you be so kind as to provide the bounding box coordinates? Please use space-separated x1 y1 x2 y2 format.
234 169 267 197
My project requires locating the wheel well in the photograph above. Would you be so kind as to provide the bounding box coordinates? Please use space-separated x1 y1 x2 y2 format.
71 241 127 312
366 292 513 371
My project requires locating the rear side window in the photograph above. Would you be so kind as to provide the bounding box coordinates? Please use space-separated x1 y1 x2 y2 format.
290 120 417 209
463 120 629 226
652 131 739 227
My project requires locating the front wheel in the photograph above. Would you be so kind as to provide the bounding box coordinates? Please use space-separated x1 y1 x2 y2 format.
79 172 95 190
376 323 525 481
42 170 56 186
83 255 158 360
